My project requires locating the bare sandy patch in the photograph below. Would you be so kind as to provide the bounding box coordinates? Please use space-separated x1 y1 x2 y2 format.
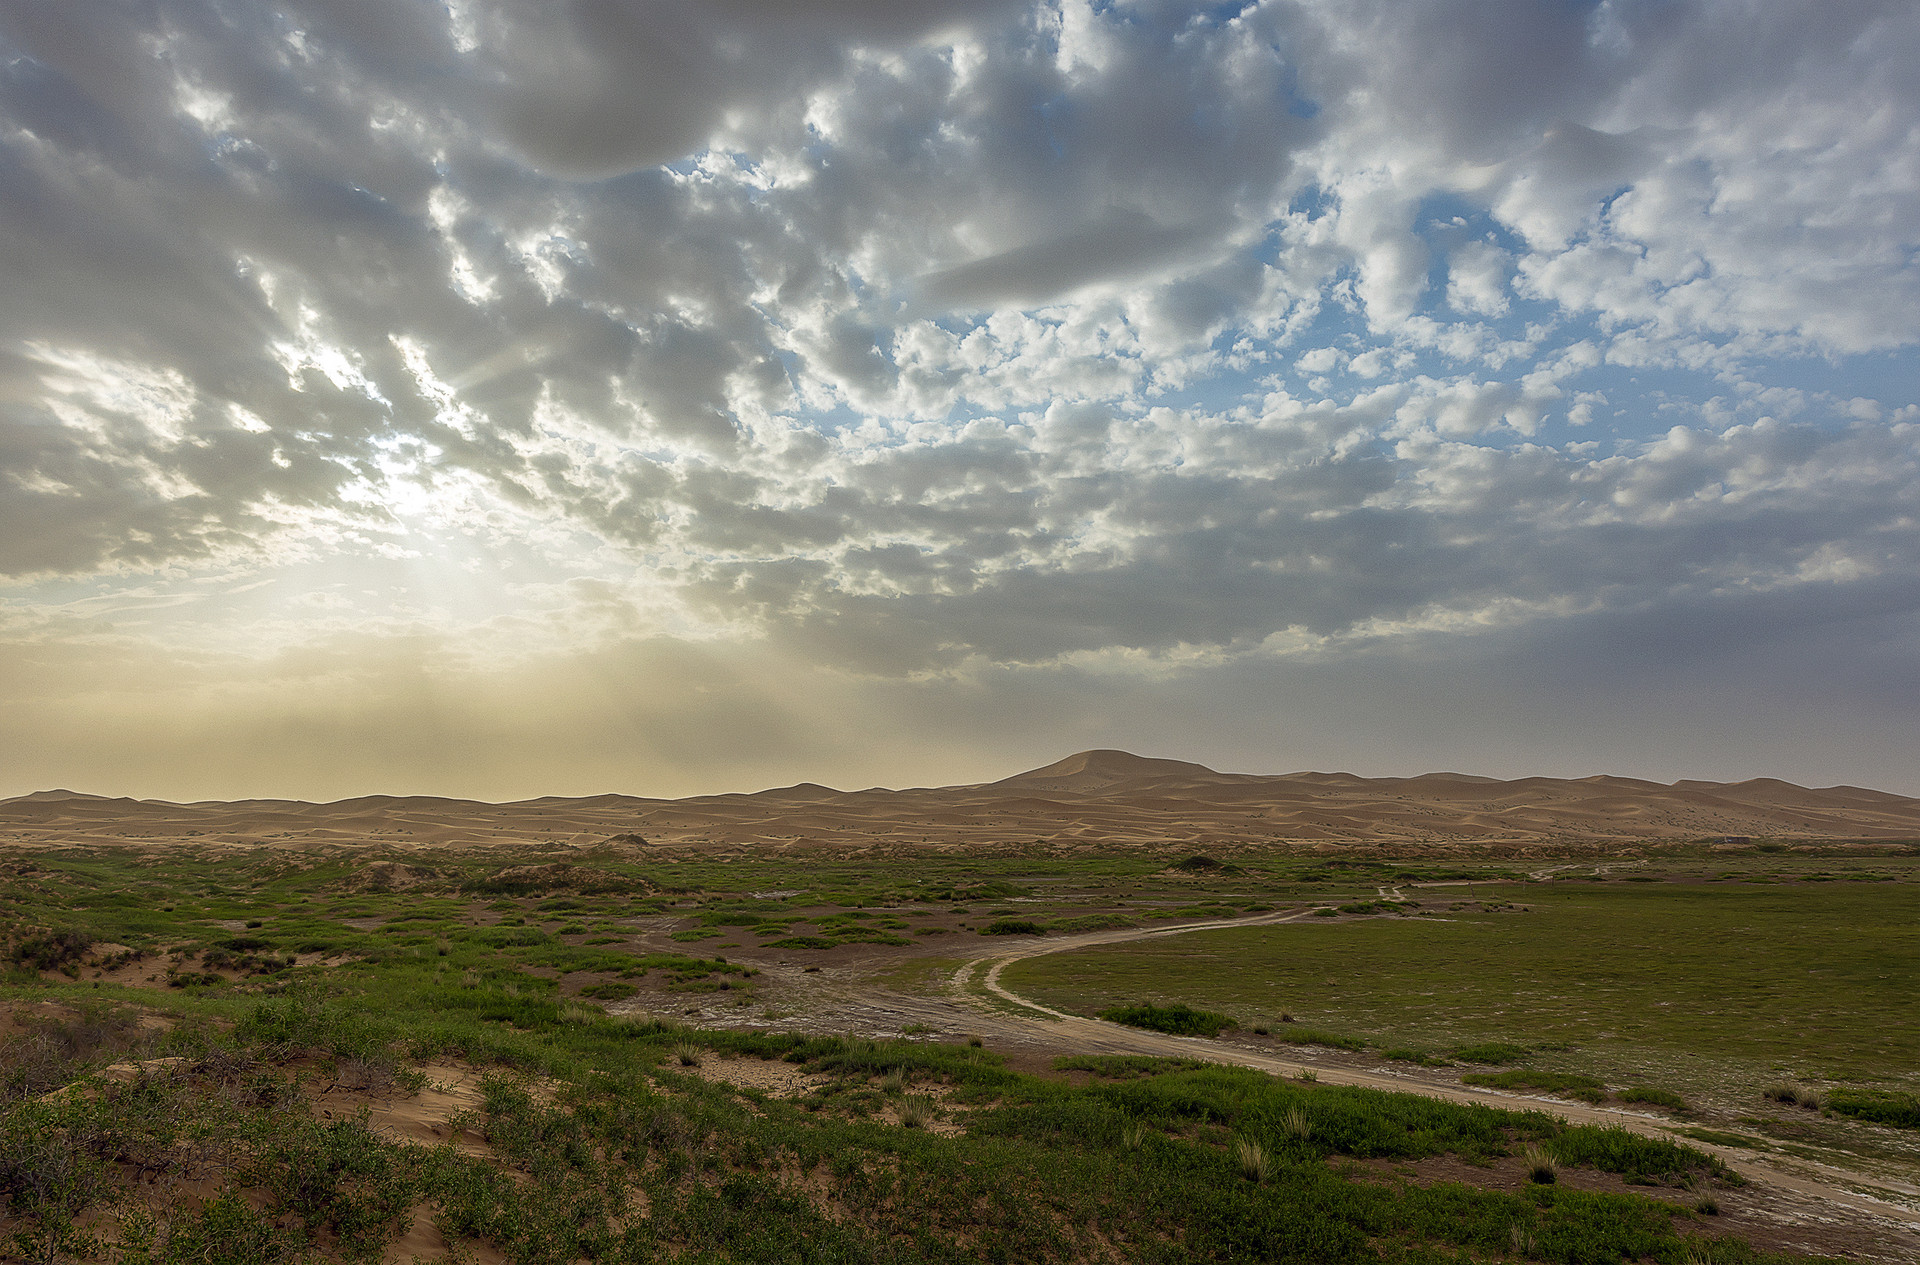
680 1053 828 1100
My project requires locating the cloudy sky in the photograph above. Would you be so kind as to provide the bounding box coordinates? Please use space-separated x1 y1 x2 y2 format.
2 0 1917 801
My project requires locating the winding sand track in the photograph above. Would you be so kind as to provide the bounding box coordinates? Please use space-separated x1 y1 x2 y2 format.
914 906 1920 1234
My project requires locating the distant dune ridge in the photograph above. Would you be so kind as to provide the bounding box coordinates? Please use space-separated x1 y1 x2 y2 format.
3 750 1918 854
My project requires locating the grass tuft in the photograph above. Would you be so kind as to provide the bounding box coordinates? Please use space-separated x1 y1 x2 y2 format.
897 1095 935 1129
1523 1144 1558 1184
1233 1136 1269 1183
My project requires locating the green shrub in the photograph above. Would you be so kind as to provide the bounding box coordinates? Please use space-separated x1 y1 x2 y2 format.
1826 1088 1920 1129
1618 1086 1689 1114
1281 1027 1366 1052
9 930 92 972
1047 914 1135 933
981 918 1047 936
1097 1002 1236 1038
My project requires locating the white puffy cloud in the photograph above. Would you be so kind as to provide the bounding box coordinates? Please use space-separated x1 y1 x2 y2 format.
0 0 1916 793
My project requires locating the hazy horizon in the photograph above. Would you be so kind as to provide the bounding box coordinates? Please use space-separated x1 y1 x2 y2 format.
3 3 1917 802
8 745 1915 807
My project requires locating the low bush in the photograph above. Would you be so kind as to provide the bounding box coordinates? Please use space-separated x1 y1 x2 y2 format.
1619 1086 1689 1114
1047 914 1135 933
1097 1002 1236 1038
1763 1082 1825 1110
9 929 92 973
1281 1027 1367 1052
981 918 1047 936
1826 1088 1920 1129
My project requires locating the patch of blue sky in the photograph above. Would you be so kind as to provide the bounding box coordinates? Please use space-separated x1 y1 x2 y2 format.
1735 349 1920 414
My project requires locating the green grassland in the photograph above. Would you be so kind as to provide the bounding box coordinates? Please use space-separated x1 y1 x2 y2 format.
0 845 1902 1262
1000 875 1920 1112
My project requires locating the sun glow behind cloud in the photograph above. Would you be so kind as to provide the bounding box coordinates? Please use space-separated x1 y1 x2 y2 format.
0 0 1916 799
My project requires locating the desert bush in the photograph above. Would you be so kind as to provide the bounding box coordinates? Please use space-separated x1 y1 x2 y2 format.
981 918 1047 936
1047 913 1135 933
1825 1088 1920 1129
1763 1081 1825 1109
1098 1002 1236 1038
1619 1086 1690 1114
1281 1027 1366 1052
9 928 92 973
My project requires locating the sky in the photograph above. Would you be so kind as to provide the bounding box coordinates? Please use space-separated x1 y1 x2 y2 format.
1 0 1917 802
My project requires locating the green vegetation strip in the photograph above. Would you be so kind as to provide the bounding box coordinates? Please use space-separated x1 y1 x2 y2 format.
997 880 1920 1091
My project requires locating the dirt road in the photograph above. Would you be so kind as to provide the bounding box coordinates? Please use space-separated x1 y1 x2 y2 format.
680 900 1918 1252
919 907 1920 1237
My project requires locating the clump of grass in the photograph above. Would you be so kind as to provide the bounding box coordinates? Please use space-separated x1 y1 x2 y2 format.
670 1041 703 1067
1233 1137 1268 1183
1097 1002 1236 1038
1282 1028 1365 1052
1619 1086 1690 1114
897 1095 935 1129
880 1070 906 1094
1764 1081 1824 1109
1297 1069 1318 1082
1826 1087 1920 1129
966 1034 984 1048
1523 1144 1558 1184
1282 1105 1312 1139
1121 1121 1148 1150
1694 1195 1720 1215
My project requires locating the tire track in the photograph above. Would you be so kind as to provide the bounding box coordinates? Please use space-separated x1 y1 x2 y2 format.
921 905 1920 1235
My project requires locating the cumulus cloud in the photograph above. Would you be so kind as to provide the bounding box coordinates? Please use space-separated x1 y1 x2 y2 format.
0 0 1916 794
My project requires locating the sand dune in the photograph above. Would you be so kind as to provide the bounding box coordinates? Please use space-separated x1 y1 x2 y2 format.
3 749 1917 855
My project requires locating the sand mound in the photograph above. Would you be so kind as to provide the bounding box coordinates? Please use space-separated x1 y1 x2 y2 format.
5 750 1918 855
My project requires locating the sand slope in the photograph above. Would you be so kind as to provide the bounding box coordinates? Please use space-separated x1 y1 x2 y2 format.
4 750 1917 854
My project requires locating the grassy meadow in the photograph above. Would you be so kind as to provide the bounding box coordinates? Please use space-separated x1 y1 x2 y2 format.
1000 870 1920 1131
0 843 1906 1262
